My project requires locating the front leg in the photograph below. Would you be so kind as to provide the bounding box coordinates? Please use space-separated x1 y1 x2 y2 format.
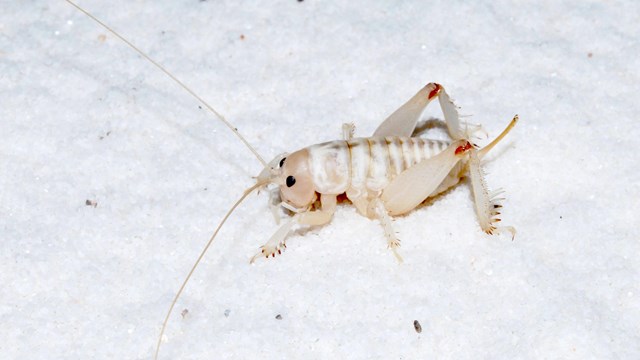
251 194 337 263
250 213 299 263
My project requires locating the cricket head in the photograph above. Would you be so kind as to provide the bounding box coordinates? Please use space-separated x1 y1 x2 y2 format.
256 149 317 211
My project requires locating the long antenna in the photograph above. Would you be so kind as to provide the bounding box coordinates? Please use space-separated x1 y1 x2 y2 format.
154 182 264 359
65 0 267 167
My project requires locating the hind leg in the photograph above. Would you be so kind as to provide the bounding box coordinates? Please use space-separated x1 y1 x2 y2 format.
373 82 488 142
469 116 518 238
373 83 464 139
467 148 516 239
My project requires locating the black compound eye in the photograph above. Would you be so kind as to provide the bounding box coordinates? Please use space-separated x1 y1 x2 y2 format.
279 157 286 168
286 175 296 187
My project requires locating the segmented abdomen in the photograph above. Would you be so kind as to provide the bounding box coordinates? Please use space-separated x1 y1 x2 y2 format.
307 137 450 194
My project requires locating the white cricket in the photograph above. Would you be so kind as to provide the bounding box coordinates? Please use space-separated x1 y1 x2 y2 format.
254 82 517 264
66 2 518 359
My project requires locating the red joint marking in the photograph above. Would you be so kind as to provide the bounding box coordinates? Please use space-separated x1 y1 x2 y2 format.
428 83 441 99
455 141 472 155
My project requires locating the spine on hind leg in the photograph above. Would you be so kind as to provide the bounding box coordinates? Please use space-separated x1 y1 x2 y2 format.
468 149 502 234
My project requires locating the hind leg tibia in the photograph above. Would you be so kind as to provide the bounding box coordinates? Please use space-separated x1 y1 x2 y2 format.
468 148 515 239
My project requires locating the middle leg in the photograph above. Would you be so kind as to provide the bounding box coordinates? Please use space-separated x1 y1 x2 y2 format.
368 198 403 263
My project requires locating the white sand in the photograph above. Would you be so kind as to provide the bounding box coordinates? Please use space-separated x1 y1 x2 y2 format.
1 1 638 358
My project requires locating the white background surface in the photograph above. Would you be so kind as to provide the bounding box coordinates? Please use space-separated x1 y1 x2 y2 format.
1 1 638 359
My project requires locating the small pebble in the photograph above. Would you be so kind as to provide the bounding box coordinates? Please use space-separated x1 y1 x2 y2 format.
275 314 282 320
413 320 422 333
